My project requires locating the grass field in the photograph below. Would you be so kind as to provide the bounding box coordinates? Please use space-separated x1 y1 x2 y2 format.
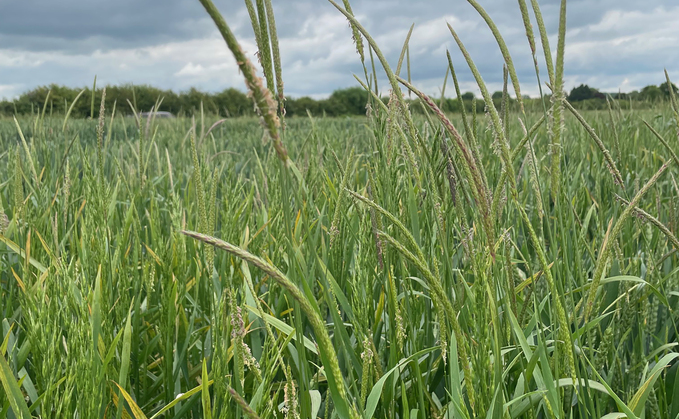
2 0 679 418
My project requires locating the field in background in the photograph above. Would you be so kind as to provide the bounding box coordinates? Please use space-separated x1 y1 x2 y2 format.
1 0 679 418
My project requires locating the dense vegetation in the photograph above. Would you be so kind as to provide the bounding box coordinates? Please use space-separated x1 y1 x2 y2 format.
2 81 676 119
1 0 679 418
567 82 678 102
0 85 375 119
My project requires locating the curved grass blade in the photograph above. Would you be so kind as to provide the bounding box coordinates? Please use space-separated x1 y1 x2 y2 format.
148 381 213 419
113 381 148 419
0 234 47 273
0 351 31 419
228 387 261 419
642 119 679 167
464 0 524 112
62 89 86 132
628 353 679 416
181 230 358 419
198 0 288 165
564 100 623 187
395 24 414 76
446 23 516 198
364 347 437 419
584 158 673 321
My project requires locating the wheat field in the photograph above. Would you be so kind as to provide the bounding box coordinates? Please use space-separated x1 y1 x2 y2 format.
1 0 679 418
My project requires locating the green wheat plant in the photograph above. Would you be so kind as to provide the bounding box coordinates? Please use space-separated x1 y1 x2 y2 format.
1 0 679 418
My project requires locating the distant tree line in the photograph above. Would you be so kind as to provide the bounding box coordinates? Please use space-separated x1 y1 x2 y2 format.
1 81 676 118
567 82 678 102
0 84 374 118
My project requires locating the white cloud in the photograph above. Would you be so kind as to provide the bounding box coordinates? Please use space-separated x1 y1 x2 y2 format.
0 0 678 99
562 5 679 91
176 63 206 77
0 84 23 99
0 50 45 68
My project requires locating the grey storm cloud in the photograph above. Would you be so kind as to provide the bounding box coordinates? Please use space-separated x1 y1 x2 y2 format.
0 0 212 52
0 0 678 100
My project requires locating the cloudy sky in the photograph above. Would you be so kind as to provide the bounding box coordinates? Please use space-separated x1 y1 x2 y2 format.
1 0 678 100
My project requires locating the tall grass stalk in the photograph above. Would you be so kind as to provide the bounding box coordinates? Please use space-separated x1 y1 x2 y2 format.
1 1 678 418
198 0 288 165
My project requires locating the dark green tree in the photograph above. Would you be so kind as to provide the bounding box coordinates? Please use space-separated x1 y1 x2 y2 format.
213 88 252 117
659 81 678 97
461 92 474 100
640 85 662 101
285 96 322 116
568 84 597 102
325 87 368 116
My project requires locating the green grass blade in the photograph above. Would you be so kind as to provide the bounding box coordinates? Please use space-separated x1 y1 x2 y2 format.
201 358 212 419
113 381 148 419
116 302 134 419
0 351 31 419
628 353 679 415
62 89 86 132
